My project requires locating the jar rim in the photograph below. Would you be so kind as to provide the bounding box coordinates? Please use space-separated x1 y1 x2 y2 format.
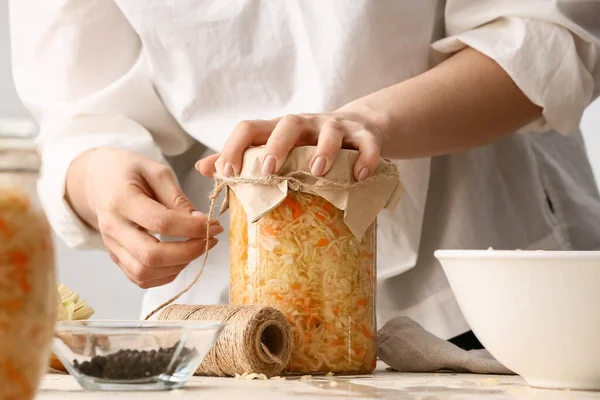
0 118 40 172
0 117 37 139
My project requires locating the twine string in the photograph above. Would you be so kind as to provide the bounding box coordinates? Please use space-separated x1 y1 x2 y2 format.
157 304 293 377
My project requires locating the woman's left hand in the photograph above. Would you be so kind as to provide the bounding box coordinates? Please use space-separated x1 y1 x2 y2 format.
195 111 386 182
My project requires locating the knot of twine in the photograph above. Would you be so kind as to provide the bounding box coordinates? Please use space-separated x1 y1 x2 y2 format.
158 304 293 377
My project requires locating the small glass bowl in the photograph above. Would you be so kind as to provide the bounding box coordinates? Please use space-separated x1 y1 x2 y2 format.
52 320 224 391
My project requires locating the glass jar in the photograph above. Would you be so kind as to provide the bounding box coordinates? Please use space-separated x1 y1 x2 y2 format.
229 190 377 374
0 120 57 399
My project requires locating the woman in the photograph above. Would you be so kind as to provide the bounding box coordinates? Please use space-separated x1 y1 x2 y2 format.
9 1 600 347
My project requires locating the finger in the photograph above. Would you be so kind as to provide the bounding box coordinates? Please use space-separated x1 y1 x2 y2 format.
129 237 218 289
100 213 221 267
195 153 221 177
142 164 195 212
119 188 222 238
103 236 188 289
310 117 345 176
217 119 277 177
122 262 184 289
344 130 382 181
263 115 316 176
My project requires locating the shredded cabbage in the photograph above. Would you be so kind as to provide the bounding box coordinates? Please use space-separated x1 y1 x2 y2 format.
56 283 94 322
230 190 376 374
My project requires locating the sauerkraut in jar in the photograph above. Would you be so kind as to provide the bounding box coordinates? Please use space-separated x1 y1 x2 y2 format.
225 146 402 375
0 125 57 399
229 190 377 374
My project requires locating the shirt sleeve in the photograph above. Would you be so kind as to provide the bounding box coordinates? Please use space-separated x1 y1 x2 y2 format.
9 0 194 249
432 0 600 135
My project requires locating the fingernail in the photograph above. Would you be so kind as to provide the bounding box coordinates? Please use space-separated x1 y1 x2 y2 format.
191 211 204 217
311 156 326 177
209 224 224 236
223 162 234 177
358 167 370 182
262 155 276 176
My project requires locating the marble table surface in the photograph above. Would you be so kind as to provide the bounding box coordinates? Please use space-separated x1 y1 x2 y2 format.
38 367 600 400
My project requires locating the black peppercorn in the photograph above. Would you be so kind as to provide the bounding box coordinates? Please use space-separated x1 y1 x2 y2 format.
73 343 197 380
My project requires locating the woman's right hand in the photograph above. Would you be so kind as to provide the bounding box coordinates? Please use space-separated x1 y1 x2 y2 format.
65 147 223 289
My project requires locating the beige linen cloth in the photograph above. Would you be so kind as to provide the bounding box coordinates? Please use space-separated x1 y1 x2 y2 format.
378 317 513 375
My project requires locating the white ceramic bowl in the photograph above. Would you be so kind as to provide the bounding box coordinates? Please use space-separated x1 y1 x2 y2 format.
434 250 600 391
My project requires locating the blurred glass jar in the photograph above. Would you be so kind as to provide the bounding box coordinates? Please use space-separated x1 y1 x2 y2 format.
0 119 57 400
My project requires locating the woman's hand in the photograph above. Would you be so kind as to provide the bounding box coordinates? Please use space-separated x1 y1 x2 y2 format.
196 111 387 182
66 147 223 289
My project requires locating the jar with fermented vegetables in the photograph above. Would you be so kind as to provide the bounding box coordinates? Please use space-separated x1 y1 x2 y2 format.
0 124 57 399
225 147 402 375
230 190 377 374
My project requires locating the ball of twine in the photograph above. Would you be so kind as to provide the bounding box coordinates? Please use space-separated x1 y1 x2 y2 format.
158 304 293 377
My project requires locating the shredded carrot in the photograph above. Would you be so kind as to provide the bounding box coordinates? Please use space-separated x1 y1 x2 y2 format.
283 196 302 219
6 359 33 398
332 305 339 315
2 299 22 312
290 282 301 290
331 338 345 346
10 251 28 265
0 217 12 238
353 346 365 357
357 298 368 307
9 251 31 293
310 196 319 206
352 346 365 357
317 239 329 247
331 226 340 236
315 212 326 222
360 324 372 339
323 202 333 214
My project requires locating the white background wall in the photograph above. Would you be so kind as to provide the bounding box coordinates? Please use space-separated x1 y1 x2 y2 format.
1 2 599 319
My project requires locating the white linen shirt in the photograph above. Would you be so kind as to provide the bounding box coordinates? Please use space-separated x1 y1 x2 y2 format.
9 0 600 339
